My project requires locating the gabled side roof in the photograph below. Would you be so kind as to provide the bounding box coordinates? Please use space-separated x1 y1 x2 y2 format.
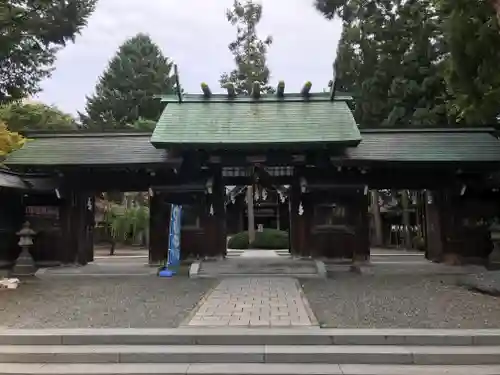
151 93 361 149
4 128 500 168
0 169 56 191
345 128 500 163
5 132 175 167
0 169 27 189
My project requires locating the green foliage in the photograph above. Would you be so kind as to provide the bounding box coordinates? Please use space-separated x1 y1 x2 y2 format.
315 0 500 126
0 121 26 161
80 33 175 130
413 235 426 251
103 204 150 244
228 229 289 249
0 102 78 131
315 0 451 128
438 0 500 124
132 118 157 131
227 232 250 249
220 0 275 95
0 0 96 104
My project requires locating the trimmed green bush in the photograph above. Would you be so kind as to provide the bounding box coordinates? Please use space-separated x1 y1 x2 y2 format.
412 235 426 251
227 231 250 249
228 229 289 249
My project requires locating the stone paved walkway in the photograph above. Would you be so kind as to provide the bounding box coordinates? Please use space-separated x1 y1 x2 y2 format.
187 277 315 327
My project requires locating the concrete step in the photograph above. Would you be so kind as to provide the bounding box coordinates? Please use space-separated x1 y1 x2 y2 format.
198 258 319 277
1 345 500 365
1 329 500 346
3 363 500 375
225 250 292 259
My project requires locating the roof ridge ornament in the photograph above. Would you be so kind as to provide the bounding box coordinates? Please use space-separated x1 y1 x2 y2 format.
251 81 261 99
201 82 212 98
225 83 236 98
277 81 285 98
301 81 312 97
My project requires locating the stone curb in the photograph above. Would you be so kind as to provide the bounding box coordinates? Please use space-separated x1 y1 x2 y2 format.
1 328 500 346
0 345 500 365
3 363 500 375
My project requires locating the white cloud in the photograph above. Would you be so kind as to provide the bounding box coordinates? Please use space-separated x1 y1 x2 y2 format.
35 0 342 115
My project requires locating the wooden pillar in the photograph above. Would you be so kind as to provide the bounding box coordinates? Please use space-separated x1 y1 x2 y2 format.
0 189 23 265
425 190 445 261
289 175 310 257
353 191 370 262
84 194 95 263
74 192 90 266
206 167 226 257
57 190 94 265
149 190 170 265
59 194 73 264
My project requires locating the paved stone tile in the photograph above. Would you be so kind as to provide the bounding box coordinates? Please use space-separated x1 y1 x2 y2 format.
187 277 314 327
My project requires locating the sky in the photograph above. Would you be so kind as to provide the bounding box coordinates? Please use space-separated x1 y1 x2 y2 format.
35 0 342 115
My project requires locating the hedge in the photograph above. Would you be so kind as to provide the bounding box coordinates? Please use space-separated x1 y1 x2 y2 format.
227 228 289 249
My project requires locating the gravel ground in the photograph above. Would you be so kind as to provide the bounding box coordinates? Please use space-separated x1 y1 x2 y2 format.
0 277 215 328
301 273 500 329
460 271 500 296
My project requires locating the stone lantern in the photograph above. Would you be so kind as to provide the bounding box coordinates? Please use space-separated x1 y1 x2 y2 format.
12 221 37 277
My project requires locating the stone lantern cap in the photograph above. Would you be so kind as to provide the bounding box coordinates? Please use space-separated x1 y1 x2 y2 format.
490 224 500 241
16 221 36 237
16 221 37 246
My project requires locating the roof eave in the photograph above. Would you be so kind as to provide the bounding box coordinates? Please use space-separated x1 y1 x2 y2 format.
151 139 361 151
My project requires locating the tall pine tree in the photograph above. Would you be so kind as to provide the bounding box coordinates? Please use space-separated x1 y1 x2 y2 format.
81 33 175 130
315 0 451 128
0 0 96 104
219 0 274 94
438 0 500 124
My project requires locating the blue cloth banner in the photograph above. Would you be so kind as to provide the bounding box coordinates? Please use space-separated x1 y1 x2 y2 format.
167 204 182 268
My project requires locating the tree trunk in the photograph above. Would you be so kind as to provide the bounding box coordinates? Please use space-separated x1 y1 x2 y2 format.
109 239 116 256
371 190 383 247
247 185 255 245
276 194 280 230
401 190 412 249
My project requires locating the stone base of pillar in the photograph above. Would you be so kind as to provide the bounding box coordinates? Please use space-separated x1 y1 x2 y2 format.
11 247 37 277
350 255 371 274
487 245 500 270
442 253 462 266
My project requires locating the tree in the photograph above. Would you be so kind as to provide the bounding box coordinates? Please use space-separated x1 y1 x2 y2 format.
315 0 452 249
438 0 500 124
315 0 451 128
0 0 96 104
0 121 26 161
219 0 275 95
81 33 176 130
132 118 157 132
0 102 78 131
220 0 276 244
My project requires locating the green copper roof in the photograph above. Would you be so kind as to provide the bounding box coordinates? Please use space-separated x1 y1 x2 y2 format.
346 129 500 162
152 94 360 149
5 132 173 166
